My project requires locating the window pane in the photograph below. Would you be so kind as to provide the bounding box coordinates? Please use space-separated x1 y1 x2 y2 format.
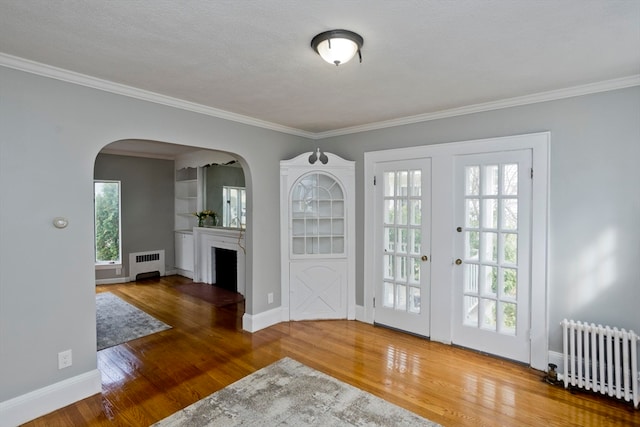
464 264 479 294
384 200 395 224
410 229 421 254
482 198 498 229
384 227 395 252
410 257 420 284
397 255 407 281
397 171 408 197
482 232 498 263
384 172 395 197
465 231 479 260
292 237 304 254
465 199 479 228
408 287 421 313
398 228 408 253
500 302 517 335
384 255 394 280
396 284 407 310
410 200 421 225
465 166 479 196
502 164 518 195
501 198 518 230
383 282 394 307
332 237 344 253
483 165 499 195
481 299 497 331
94 181 121 263
463 296 478 326
502 268 518 299
397 199 408 225
410 170 421 196
504 233 518 264
481 265 497 296
222 186 246 228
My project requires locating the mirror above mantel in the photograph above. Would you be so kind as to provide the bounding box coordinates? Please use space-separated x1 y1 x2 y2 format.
175 149 246 230
203 162 246 228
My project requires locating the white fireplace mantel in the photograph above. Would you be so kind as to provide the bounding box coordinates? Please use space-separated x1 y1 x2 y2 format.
193 226 246 295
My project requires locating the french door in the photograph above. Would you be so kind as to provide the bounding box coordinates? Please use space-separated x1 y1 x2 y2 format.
452 150 532 362
365 133 548 368
374 159 431 337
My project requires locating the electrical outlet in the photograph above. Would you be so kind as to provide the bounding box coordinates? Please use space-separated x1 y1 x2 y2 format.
58 349 72 369
267 293 274 304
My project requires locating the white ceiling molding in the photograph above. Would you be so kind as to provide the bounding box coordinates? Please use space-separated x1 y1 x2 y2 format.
0 52 316 140
2 52 638 141
315 75 640 139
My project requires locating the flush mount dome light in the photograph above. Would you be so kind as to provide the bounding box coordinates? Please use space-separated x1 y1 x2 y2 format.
311 29 363 66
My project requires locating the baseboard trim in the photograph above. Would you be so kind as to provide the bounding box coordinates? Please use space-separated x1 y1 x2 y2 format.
95 277 128 285
0 369 101 427
242 307 283 333
172 268 193 279
355 305 367 323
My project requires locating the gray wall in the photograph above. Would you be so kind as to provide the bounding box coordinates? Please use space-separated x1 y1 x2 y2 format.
94 153 175 281
317 86 640 353
1 62 638 407
0 66 308 403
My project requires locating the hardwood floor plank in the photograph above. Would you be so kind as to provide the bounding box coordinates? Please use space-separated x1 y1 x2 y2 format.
22 276 640 426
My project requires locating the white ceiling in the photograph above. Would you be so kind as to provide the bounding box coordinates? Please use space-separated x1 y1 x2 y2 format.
1 0 639 138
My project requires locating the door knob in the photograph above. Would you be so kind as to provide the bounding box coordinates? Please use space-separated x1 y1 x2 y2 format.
456 227 462 232
421 255 428 261
455 258 462 265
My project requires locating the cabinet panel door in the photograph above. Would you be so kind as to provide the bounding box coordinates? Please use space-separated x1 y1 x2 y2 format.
289 261 347 320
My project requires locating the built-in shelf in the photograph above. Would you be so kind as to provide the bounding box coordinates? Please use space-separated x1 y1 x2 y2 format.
175 168 199 231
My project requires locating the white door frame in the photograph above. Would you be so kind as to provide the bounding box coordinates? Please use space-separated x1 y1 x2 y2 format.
363 132 549 370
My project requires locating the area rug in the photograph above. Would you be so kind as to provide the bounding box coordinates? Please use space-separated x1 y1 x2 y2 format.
96 292 171 351
152 357 440 426
174 282 245 307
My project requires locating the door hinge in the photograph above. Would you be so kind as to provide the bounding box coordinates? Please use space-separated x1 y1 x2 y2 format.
373 176 377 186
373 297 376 308
530 168 534 179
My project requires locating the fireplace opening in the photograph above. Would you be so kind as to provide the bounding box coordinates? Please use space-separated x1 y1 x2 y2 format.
212 247 238 292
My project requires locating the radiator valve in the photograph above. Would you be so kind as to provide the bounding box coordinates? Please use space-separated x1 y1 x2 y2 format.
545 363 559 385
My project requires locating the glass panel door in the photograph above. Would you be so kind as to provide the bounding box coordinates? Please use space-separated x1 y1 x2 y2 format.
453 150 532 362
375 159 431 337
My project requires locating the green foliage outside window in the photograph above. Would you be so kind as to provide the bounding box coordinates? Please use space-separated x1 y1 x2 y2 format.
95 181 121 263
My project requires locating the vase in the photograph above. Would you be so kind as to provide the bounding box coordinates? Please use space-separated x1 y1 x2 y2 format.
198 218 204 227
204 216 215 227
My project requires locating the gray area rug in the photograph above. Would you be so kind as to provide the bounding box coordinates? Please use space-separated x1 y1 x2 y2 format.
96 292 171 351
153 357 440 426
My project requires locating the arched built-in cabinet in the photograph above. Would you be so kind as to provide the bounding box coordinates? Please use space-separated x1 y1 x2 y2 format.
280 150 355 321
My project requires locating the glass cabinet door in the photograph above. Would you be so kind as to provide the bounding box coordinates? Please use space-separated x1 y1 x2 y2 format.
291 172 345 256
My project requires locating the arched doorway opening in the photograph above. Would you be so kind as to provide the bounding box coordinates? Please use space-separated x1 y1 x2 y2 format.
93 138 251 348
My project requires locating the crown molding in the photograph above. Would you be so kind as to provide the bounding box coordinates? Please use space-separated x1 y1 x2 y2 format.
2 53 638 141
0 53 316 139
98 148 179 160
314 74 640 139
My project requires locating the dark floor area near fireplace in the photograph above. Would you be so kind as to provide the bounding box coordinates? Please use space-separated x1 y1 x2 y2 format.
174 281 244 308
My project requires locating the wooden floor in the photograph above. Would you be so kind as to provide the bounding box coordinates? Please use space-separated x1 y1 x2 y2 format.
25 275 638 426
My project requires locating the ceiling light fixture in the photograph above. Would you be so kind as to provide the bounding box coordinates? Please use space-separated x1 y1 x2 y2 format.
311 29 363 66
